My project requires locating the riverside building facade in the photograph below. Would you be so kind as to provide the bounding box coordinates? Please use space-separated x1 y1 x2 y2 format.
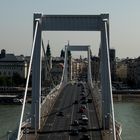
0 49 27 78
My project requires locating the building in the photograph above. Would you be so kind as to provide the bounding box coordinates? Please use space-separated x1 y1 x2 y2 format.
98 48 116 81
91 56 100 81
109 49 116 81
127 57 140 88
115 57 140 88
116 59 127 82
0 49 27 78
71 58 88 81
50 57 64 85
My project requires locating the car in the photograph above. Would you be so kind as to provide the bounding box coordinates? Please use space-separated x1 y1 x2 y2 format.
79 107 85 113
81 100 87 104
80 92 85 96
81 105 86 109
87 98 92 103
77 84 80 87
80 134 91 140
74 100 78 104
80 120 88 125
72 120 79 126
81 88 85 92
81 115 88 122
69 129 79 136
56 111 64 116
79 126 88 132
81 96 86 100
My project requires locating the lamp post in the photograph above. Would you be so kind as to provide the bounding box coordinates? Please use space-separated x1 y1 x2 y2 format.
34 101 37 136
7 130 12 140
25 112 30 140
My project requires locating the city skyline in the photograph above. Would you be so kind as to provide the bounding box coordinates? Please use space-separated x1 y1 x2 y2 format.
0 0 140 58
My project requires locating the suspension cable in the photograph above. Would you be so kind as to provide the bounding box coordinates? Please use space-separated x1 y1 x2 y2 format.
17 20 39 140
41 40 56 87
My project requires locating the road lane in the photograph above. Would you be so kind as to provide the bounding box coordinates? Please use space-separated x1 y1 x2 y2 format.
38 82 102 140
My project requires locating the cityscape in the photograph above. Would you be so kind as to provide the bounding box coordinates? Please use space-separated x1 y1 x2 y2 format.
1 46 140 90
0 1 140 140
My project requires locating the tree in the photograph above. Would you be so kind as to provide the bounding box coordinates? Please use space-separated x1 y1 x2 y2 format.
46 42 51 57
12 73 25 86
68 50 71 57
60 49 65 58
0 76 7 86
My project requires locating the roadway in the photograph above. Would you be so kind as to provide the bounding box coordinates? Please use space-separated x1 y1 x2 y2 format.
38 82 102 140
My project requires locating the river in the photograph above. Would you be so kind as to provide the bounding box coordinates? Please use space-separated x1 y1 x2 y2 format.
0 104 30 140
0 102 140 140
114 102 140 140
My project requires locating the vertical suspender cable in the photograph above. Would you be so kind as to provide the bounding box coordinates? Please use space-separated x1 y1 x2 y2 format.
104 21 116 140
17 20 39 140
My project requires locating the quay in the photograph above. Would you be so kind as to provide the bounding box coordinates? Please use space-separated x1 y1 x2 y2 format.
0 95 23 105
113 89 140 101
0 87 32 94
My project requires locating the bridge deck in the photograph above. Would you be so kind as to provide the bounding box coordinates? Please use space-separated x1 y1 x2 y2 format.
38 83 102 140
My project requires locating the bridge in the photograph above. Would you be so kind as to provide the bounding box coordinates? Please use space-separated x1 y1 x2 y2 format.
10 13 121 140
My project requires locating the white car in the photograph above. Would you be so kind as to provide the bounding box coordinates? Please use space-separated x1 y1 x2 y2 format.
81 115 88 121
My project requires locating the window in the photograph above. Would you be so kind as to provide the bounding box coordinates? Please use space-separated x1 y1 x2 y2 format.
8 71 11 76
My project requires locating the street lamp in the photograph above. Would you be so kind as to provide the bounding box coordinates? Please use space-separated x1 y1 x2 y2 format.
25 112 30 140
7 130 12 140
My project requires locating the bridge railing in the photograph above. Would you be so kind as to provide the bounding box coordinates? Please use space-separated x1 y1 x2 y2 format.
40 85 61 127
89 82 122 140
89 82 102 127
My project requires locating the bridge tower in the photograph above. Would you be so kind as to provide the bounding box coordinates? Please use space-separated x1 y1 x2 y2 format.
30 13 116 140
31 13 42 129
62 45 93 85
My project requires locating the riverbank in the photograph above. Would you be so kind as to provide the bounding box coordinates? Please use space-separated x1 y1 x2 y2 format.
113 94 140 102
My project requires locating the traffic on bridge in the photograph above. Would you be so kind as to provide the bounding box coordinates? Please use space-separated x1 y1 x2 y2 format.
38 82 102 140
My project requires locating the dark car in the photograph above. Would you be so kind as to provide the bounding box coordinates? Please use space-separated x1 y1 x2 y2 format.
80 134 91 140
56 111 64 116
74 100 78 104
79 126 88 132
87 98 92 103
79 107 85 113
81 96 86 100
72 120 79 126
69 129 79 136
80 92 85 96
81 100 87 104
81 105 86 109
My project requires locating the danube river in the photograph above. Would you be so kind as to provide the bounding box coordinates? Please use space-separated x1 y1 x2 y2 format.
0 102 140 140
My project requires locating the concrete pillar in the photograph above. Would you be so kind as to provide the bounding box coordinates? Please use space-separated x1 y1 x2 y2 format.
100 20 112 130
31 13 42 129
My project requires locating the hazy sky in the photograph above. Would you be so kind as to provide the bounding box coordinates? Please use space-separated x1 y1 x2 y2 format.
0 0 140 58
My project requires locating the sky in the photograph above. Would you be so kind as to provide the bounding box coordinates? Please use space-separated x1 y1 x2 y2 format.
0 0 140 58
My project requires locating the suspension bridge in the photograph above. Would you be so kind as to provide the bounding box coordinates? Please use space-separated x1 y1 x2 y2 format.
9 13 121 140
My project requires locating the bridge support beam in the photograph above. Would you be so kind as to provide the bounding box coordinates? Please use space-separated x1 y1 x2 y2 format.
31 13 42 130
100 19 112 130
